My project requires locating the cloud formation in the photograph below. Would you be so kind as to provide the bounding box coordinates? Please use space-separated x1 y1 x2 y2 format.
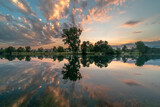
122 20 143 28
0 0 126 47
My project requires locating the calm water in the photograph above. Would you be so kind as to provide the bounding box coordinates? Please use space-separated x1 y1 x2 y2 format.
0 55 160 107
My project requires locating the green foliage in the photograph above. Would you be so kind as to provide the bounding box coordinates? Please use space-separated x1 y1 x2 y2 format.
62 56 82 81
57 46 64 52
5 46 16 54
0 48 4 54
25 46 31 52
135 41 148 54
53 46 57 52
81 41 90 55
62 27 82 52
122 45 128 52
115 48 122 55
17 47 25 52
38 47 43 52
93 40 114 54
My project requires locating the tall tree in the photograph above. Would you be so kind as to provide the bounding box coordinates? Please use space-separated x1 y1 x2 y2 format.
62 27 82 53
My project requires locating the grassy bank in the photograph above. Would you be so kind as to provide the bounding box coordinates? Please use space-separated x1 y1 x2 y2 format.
11 52 101 56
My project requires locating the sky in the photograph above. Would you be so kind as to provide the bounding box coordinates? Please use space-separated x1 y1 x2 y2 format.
0 0 160 48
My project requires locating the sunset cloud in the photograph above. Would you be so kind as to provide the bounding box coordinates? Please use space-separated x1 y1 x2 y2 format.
1 0 159 47
122 20 143 28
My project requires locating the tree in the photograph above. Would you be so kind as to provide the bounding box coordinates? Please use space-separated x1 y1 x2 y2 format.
0 48 4 54
81 41 90 55
53 46 57 52
88 44 94 52
115 48 122 55
17 47 25 52
25 46 31 52
38 47 43 52
5 46 16 54
135 41 148 54
57 46 64 52
62 27 82 52
93 40 114 54
122 45 128 52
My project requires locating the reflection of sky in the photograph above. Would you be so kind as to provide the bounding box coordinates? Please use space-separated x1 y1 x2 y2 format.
0 57 160 106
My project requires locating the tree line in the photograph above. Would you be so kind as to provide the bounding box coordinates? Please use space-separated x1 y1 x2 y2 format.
0 27 160 55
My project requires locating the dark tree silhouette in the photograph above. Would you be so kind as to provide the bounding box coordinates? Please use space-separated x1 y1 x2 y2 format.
81 41 90 55
62 56 82 81
17 47 25 52
5 46 16 55
62 27 82 53
57 46 64 52
135 41 149 54
25 46 31 52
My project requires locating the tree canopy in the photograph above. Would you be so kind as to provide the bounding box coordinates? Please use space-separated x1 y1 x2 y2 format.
62 27 82 53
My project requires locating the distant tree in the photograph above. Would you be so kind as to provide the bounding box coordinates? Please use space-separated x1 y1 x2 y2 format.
57 46 64 52
122 45 128 52
25 46 31 52
5 46 16 54
93 40 114 54
115 48 122 55
135 41 149 54
53 46 57 52
38 47 43 52
17 47 25 52
62 27 82 52
81 41 90 55
88 44 94 52
0 48 4 54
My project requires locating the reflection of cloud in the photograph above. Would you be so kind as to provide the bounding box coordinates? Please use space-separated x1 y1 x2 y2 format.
132 31 142 34
121 79 142 86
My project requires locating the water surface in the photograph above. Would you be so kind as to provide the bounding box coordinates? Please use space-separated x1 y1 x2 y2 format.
0 55 160 107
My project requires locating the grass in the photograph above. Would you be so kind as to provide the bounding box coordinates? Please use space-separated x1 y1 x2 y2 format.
12 52 100 56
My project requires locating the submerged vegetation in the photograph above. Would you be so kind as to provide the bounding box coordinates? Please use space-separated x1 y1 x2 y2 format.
0 27 160 56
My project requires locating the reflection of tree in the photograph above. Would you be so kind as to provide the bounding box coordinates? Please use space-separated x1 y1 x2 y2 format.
38 55 43 60
135 55 149 67
57 55 64 62
122 56 128 63
25 56 31 61
62 56 82 81
17 55 25 61
91 56 114 68
81 55 92 67
4 55 16 61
